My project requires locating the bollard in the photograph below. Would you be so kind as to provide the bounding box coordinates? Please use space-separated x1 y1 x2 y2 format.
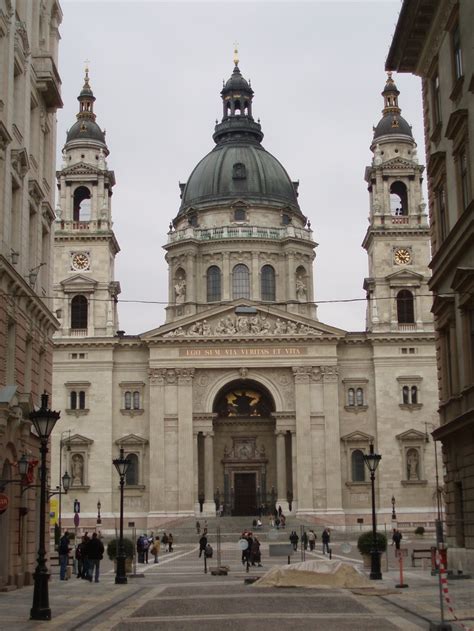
329 547 332 560
204 553 207 574
395 550 408 588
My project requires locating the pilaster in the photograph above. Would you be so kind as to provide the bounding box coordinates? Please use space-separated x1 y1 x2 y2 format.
148 368 166 513
177 368 195 513
321 366 343 512
293 366 313 513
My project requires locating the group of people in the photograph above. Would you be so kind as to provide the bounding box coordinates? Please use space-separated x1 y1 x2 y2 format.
58 530 104 583
137 532 174 563
288 528 329 554
269 505 286 529
239 531 262 572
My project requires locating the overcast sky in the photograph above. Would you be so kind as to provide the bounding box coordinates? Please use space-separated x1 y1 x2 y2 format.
57 1 425 335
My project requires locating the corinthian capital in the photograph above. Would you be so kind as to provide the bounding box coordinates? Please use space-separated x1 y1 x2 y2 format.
176 368 195 384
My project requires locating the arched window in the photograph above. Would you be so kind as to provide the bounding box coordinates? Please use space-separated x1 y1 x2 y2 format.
390 181 408 215
70 391 77 410
73 186 92 222
411 386 418 404
78 391 86 409
207 266 221 302
133 391 140 409
347 388 355 406
261 265 276 301
356 388 364 406
351 450 366 482
124 391 132 410
402 385 410 404
125 453 139 486
232 264 250 299
71 295 88 329
397 290 415 323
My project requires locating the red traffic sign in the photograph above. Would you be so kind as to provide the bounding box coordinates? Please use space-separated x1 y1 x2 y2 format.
0 493 9 514
73 513 80 527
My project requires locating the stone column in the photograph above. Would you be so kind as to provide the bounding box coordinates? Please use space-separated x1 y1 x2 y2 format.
203 431 215 516
287 251 296 301
148 368 166 514
222 252 230 300
275 429 289 513
293 367 313 513
251 252 259 300
177 368 195 514
322 366 343 515
193 431 200 514
290 430 298 513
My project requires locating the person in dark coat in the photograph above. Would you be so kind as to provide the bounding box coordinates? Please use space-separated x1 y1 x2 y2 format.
250 536 262 567
199 534 208 558
302 530 309 551
289 530 299 551
87 532 104 583
161 532 169 550
392 529 403 550
58 531 70 580
322 528 331 554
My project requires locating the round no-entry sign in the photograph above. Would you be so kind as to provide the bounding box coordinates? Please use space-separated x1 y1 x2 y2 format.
73 512 80 527
0 493 9 514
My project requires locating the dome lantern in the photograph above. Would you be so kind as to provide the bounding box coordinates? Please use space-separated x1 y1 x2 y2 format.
65 66 107 148
372 72 413 143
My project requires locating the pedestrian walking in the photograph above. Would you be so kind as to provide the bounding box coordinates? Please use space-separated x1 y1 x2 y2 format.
81 532 90 580
168 533 174 552
75 538 84 578
196 520 201 534
392 529 402 550
308 529 317 551
199 534 208 558
289 530 299 551
58 531 70 581
250 536 262 567
151 536 161 563
162 532 169 551
322 528 331 554
87 532 104 583
302 530 308 550
137 534 145 563
142 533 150 563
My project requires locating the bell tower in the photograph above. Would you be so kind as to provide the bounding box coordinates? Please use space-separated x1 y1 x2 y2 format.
362 74 433 334
53 68 120 338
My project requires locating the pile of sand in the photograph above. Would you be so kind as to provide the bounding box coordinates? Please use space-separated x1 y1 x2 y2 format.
253 559 372 589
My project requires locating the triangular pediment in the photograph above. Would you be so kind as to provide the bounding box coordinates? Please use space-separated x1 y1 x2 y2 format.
65 433 94 446
60 162 101 177
381 157 421 171
341 431 374 443
60 274 98 292
386 269 425 284
115 433 148 446
396 429 426 442
143 301 346 340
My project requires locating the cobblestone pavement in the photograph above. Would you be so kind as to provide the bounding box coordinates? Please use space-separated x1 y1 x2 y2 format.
0 541 472 630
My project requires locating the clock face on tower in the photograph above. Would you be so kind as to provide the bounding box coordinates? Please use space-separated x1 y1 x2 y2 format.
394 248 412 265
71 252 90 271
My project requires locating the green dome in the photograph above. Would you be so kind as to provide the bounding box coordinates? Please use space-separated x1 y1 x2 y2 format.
179 143 300 214
178 63 300 216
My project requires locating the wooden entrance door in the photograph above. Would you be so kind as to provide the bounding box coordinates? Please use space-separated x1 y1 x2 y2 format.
233 472 257 516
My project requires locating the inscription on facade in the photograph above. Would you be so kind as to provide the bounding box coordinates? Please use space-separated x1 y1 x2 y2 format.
180 347 306 358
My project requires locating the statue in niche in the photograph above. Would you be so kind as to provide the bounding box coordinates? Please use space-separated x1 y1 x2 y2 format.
55 202 62 220
71 454 84 486
61 148 68 168
373 143 382 166
174 278 186 304
239 443 251 459
98 148 107 169
296 277 307 302
407 448 419 480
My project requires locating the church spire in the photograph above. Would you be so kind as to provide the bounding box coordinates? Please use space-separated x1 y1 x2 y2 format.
77 64 97 121
381 72 401 116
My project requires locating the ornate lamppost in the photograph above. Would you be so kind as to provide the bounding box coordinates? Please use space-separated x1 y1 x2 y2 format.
113 448 131 584
29 393 60 621
97 499 102 524
363 443 382 580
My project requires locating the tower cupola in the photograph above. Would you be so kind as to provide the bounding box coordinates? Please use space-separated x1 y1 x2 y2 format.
65 67 107 148
372 72 413 144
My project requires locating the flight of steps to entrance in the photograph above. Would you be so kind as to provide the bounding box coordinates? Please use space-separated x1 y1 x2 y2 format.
155 515 320 545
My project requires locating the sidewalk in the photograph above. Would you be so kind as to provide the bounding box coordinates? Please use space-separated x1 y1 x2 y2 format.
0 546 472 630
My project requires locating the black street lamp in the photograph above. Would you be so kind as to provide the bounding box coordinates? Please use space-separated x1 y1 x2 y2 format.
29 393 60 621
391 495 397 520
363 443 382 580
97 499 102 524
113 448 131 584
48 470 71 499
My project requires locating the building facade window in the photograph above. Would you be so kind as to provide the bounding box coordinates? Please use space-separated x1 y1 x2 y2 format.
70 390 86 410
261 265 276 301
398 377 422 408
71 295 88 329
232 264 250 299
125 453 139 486
452 22 463 81
207 266 221 302
347 388 355 406
119 382 145 416
397 289 415 323
124 391 132 410
351 449 366 482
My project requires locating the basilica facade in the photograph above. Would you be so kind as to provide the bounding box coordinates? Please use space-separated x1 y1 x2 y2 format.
51 61 439 530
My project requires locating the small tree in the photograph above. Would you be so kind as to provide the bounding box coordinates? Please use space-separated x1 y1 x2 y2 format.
414 526 425 536
107 538 134 560
357 531 387 555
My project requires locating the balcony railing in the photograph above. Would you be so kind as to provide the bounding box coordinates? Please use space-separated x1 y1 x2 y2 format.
168 224 313 244
69 329 87 337
397 323 417 331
